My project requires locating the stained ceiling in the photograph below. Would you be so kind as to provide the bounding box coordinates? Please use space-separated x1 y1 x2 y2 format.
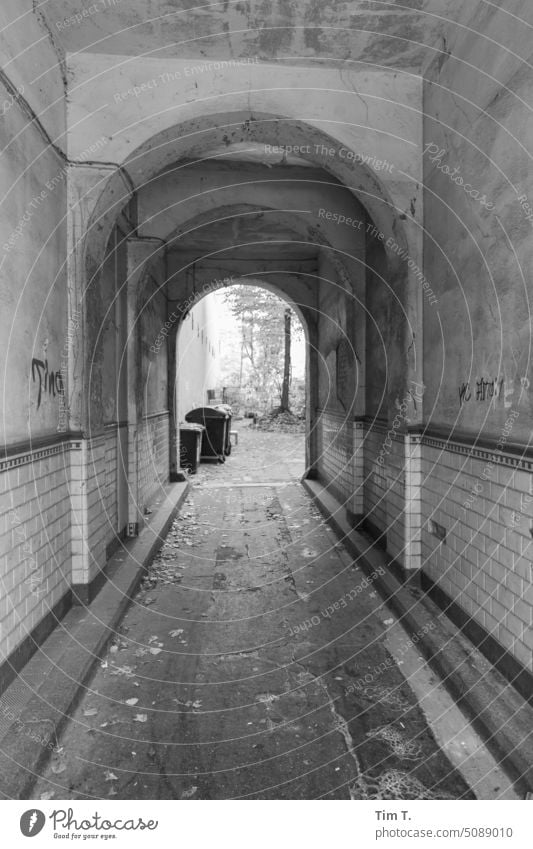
44 0 471 71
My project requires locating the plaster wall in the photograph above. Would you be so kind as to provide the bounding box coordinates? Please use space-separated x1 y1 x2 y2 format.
140 274 168 417
422 24 533 441
100 227 128 425
0 1 67 148
419 14 533 670
97 227 130 548
316 248 361 502
66 53 422 220
0 84 68 445
0 8 72 667
138 162 381 254
177 297 220 424
137 262 170 509
43 0 464 71
365 236 390 420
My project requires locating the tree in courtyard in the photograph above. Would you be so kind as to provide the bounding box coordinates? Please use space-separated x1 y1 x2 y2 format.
223 286 301 412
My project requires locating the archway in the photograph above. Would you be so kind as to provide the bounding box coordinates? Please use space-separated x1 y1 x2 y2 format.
67 107 420 588
173 277 310 483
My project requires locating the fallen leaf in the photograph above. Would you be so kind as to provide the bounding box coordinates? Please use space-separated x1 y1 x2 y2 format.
125 698 139 706
149 647 162 655
134 714 148 723
109 665 135 677
169 629 184 637
51 761 66 775
83 708 98 717
105 771 118 782
181 786 198 799
40 791 55 800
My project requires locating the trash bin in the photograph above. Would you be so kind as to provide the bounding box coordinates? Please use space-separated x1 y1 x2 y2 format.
214 404 233 455
179 423 205 474
185 406 230 463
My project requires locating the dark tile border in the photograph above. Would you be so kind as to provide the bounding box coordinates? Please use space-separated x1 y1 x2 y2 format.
72 568 108 607
421 571 533 707
0 591 72 698
0 431 83 462
410 424 533 469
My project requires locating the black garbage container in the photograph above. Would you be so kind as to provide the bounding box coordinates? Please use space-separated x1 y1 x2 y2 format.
179 423 205 474
214 404 233 455
185 406 230 463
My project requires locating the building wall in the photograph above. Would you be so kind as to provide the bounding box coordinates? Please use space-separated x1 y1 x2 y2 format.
0 3 71 668
363 422 389 543
137 269 170 509
0 0 531 697
418 4 533 674
420 437 533 674
177 297 220 422
0 443 72 665
137 413 170 511
317 411 354 506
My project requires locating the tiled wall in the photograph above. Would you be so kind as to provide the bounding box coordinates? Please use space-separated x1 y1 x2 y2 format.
137 412 170 510
1 414 530 686
71 435 107 589
420 437 533 673
362 422 388 537
316 410 354 506
0 442 72 659
323 415 530 673
103 427 118 540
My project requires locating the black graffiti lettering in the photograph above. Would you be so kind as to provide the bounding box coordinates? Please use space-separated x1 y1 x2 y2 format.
460 376 504 405
31 358 45 408
459 382 471 405
55 370 65 395
31 358 65 409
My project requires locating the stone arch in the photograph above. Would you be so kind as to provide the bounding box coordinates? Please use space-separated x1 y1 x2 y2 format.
74 109 416 444
172 273 314 474
82 111 410 281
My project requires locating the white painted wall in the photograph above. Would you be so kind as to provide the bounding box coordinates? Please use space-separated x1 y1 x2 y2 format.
177 296 220 422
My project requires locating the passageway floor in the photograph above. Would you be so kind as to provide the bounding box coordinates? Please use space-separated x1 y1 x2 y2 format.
31 425 477 800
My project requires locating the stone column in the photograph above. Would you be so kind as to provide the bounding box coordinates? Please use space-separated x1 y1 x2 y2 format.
125 238 166 533
350 420 365 520
67 164 134 592
404 432 422 573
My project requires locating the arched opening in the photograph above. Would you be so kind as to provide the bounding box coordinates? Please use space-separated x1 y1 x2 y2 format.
175 281 308 484
68 105 419 592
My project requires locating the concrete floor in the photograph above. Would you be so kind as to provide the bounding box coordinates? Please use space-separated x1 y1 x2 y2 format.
30 424 508 800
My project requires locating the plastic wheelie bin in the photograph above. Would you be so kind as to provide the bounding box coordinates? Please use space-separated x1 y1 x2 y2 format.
185 406 230 463
179 423 205 474
214 404 233 455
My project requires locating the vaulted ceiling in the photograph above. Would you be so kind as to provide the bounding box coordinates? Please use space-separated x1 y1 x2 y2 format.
44 0 471 71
